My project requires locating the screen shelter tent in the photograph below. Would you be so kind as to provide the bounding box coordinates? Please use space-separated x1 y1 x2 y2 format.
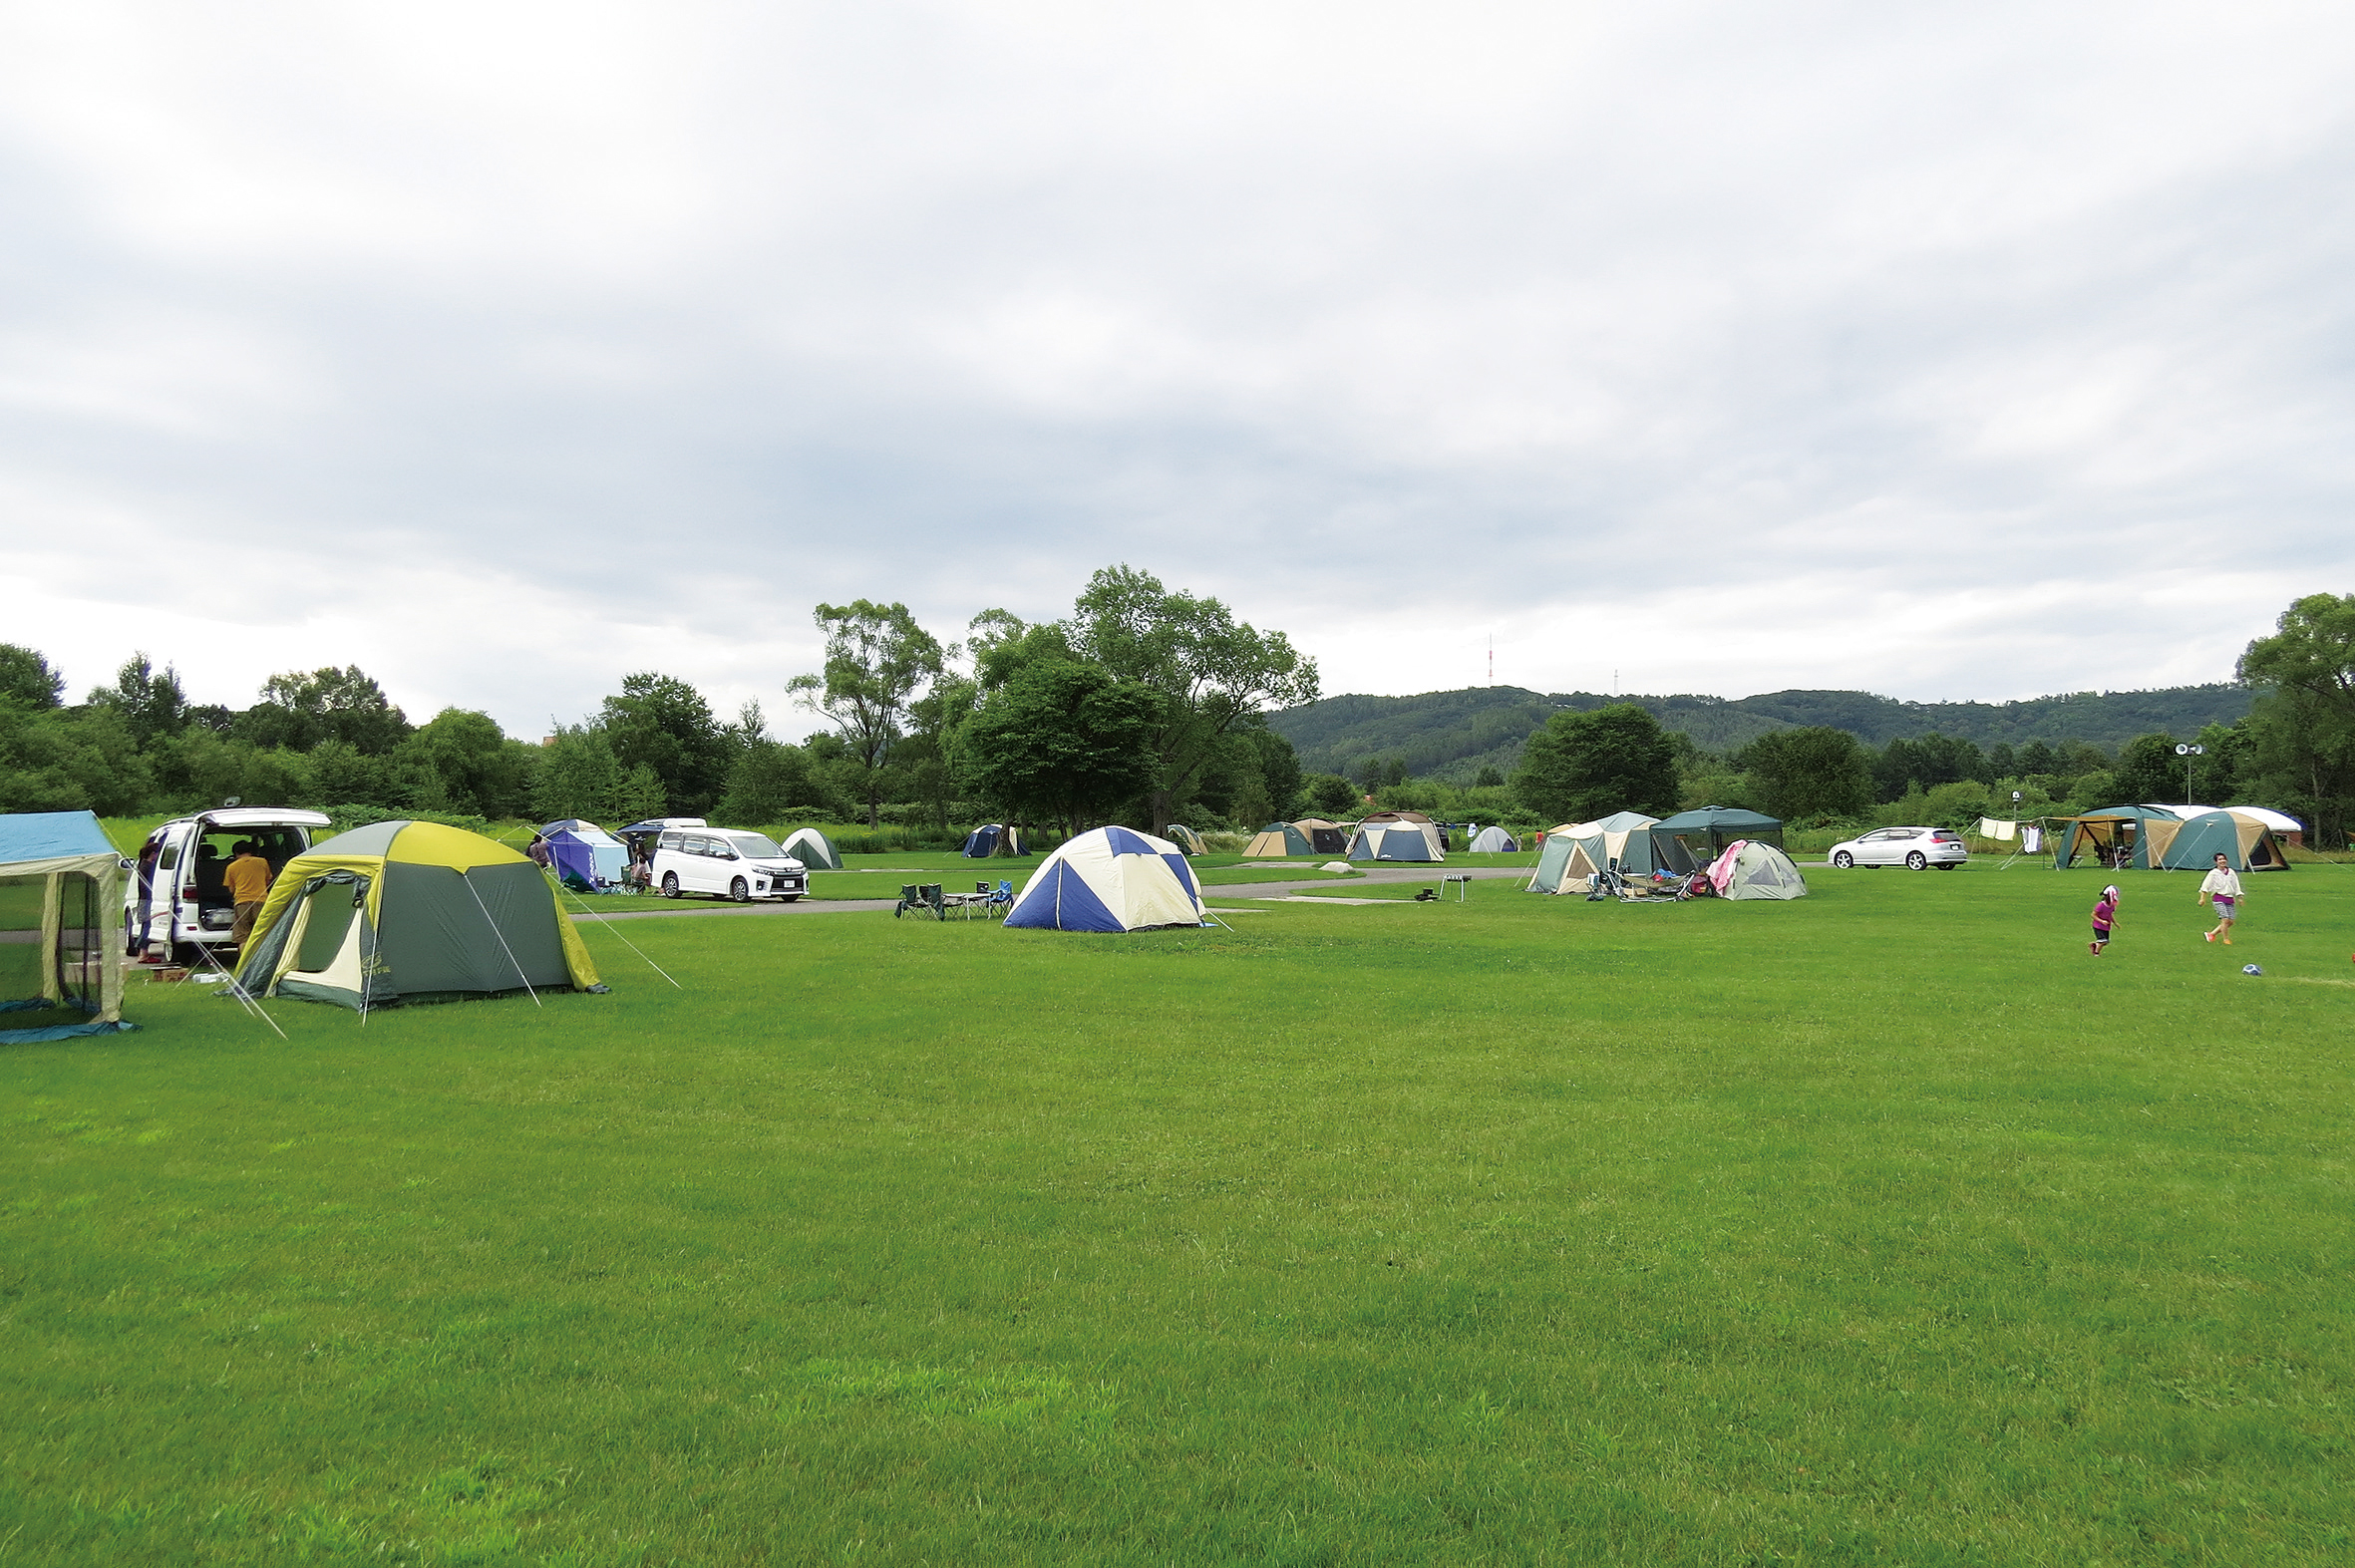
778 827 843 869
1707 840 1810 900
1527 813 1662 892
1347 811 1446 863
1003 826 1207 932
1243 819 1348 857
0 811 132 1043
1468 825 1517 852
234 820 601 1011
1162 823 1207 855
2051 806 2179 870
537 820 629 890
1650 807 1784 873
962 824 1025 858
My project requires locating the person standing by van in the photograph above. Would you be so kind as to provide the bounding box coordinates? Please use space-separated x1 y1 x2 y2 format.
224 840 275 946
2200 852 2243 945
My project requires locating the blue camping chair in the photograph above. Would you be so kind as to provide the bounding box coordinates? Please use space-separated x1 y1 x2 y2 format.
986 879 1014 918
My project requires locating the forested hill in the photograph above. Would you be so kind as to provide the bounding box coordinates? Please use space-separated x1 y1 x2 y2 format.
1265 684 2254 784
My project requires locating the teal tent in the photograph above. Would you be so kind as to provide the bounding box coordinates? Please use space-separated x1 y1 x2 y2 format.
1 811 133 1043
1650 806 1784 872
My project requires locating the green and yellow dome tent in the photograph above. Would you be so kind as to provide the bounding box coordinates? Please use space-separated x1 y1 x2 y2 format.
234 820 600 1010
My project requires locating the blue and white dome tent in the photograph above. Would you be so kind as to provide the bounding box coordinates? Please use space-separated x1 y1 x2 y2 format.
1003 826 1207 932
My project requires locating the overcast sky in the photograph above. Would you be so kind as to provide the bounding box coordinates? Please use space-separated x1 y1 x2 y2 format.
4 1 2352 737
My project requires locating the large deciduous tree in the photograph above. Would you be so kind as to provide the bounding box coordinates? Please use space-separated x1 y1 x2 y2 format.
2238 591 2355 847
1512 703 1679 823
87 653 187 746
1735 727 1874 821
238 665 412 754
962 661 1162 833
601 672 733 817
0 644 65 710
1061 565 1318 832
788 601 945 827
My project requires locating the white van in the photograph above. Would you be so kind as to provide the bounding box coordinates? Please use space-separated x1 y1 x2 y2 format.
127 807 332 962
649 827 808 902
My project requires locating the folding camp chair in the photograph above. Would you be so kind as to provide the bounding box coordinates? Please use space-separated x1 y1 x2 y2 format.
893 883 947 921
988 879 1014 918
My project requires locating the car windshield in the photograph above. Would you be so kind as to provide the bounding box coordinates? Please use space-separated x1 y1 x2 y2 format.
728 832 786 859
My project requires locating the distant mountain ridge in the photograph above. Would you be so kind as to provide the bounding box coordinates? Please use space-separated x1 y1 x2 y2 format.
1264 684 2254 784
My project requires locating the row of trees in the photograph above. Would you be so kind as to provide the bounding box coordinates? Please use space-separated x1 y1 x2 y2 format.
0 564 1322 837
1490 593 2355 844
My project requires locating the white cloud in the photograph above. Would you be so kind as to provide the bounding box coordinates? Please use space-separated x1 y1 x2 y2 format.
3 1 2352 730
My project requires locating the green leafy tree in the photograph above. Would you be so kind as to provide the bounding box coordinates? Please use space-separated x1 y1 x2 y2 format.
962 661 1163 833
2017 739 2060 777
788 602 945 827
1873 733 1987 801
237 665 411 754
1512 703 1679 823
2111 733 2191 805
1061 566 1316 831
0 704 152 813
534 724 625 822
1303 773 1358 816
87 653 187 746
1735 727 1874 821
717 741 821 825
613 764 671 824
1473 765 1506 788
402 710 535 817
2238 591 2355 846
0 644 65 710
306 739 389 804
601 673 733 817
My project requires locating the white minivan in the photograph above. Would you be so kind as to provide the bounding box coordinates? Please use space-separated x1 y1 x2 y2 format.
649 827 808 902
126 806 332 962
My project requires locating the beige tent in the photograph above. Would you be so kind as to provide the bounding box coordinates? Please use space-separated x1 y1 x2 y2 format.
1526 812 1662 893
1245 818 1350 857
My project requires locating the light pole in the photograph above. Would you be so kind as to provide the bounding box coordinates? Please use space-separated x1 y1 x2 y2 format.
2174 743 2204 805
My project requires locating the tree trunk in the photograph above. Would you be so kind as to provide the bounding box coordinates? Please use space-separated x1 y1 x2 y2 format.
1150 787 1173 835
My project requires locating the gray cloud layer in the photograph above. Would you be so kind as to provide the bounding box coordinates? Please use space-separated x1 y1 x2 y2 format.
4 1 2351 733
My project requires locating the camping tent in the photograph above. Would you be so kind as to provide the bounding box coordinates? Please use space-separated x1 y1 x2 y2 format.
0 811 131 1043
2051 805 2177 869
1003 826 1206 932
537 820 629 890
962 823 1025 857
1468 825 1517 853
1650 807 1784 872
1242 819 1349 857
1706 839 1809 900
2223 804 2302 845
234 820 601 1010
2146 809 2290 872
1163 823 1207 855
778 826 843 869
1347 811 1446 862
1526 812 1662 892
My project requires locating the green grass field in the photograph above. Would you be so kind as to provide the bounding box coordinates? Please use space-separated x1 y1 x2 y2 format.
6 866 2353 1563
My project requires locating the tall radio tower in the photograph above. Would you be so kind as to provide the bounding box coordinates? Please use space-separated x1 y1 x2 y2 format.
1488 635 1494 686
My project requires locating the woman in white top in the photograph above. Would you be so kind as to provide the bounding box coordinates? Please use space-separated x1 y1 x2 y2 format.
2199 852 2243 945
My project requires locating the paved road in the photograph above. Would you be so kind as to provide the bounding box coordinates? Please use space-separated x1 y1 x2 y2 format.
572 864 1535 920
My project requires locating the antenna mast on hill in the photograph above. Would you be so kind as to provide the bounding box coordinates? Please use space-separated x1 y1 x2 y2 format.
1488 635 1494 686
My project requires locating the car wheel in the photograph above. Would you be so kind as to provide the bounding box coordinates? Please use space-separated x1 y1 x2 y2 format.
1906 851 1927 870
1832 851 1854 869
661 872 680 898
730 877 750 903
1935 862 1957 870
780 895 801 903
